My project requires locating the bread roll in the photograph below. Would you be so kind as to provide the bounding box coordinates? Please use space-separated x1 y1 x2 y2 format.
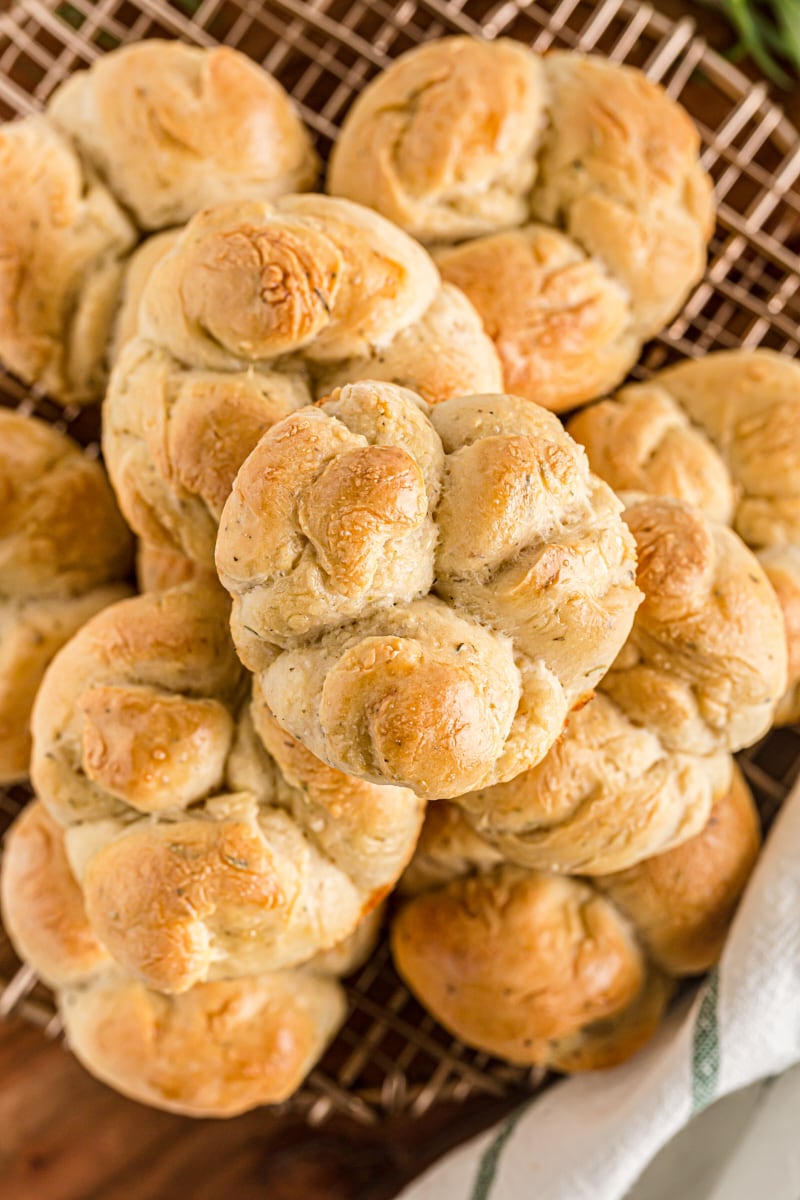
605 497 787 753
47 41 319 230
135 542 218 594
216 381 641 799
135 195 498 399
567 382 736 525
758 546 800 724
597 765 760 975
104 338 310 564
111 229 181 361
0 410 132 783
435 225 638 411
329 38 546 242
393 863 671 1070
104 196 500 563
450 493 782 872
455 692 730 875
328 38 714 411
138 195 440 371
569 351 800 727
0 117 135 405
393 771 759 1070
31 585 422 992
1 802 359 1117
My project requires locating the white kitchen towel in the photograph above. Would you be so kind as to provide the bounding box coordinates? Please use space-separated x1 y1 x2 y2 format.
400 774 800 1200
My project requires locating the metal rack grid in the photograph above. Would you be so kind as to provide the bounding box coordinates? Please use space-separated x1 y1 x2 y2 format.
0 0 799 1127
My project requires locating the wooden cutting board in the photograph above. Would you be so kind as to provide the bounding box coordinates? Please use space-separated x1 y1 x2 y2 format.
0 1016 519 1200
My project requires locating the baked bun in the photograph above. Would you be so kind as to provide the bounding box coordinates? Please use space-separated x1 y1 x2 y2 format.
393 862 672 1070
392 772 758 1070
0 117 135 405
604 497 787 753
570 351 800 726
0 410 132 783
567 382 736 524
216 381 641 799
31 585 422 992
329 39 714 412
329 38 545 243
455 692 730 875
1 801 359 1117
639 351 800 549
47 41 319 230
758 546 800 725
136 195 499 399
435 225 639 411
135 542 218 594
455 494 782 871
111 229 181 361
597 764 760 975
105 338 310 564
105 196 501 562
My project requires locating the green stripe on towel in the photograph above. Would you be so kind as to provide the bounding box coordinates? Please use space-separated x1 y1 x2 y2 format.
692 967 721 1114
470 1104 529 1200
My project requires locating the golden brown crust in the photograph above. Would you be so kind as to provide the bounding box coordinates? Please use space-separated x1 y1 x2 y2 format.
436 225 637 413
0 411 132 783
47 41 319 230
31 583 243 816
104 338 309 564
80 809 286 993
456 693 730 876
392 866 654 1066
328 39 714 411
604 497 788 753
1 802 349 1116
758 545 800 724
0 117 136 405
597 765 760 975
392 765 757 1072
79 685 234 812
328 38 546 243
31 585 422 992
1 802 109 988
218 382 640 799
567 383 736 524
62 970 345 1117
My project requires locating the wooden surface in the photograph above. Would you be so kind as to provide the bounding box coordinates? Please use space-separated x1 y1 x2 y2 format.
1 5 799 1199
0 1015 518 1200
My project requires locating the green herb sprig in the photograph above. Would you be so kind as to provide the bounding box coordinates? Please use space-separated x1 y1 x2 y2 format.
710 0 800 87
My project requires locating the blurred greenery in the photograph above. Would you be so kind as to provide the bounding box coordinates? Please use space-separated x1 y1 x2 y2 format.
709 0 800 86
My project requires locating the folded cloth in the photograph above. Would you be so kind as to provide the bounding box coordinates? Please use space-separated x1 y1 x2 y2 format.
400 773 800 1200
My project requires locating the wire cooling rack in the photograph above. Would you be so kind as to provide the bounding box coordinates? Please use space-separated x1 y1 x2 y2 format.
1 0 800 1130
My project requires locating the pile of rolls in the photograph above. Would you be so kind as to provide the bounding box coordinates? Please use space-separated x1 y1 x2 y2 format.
0 34 794 1118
